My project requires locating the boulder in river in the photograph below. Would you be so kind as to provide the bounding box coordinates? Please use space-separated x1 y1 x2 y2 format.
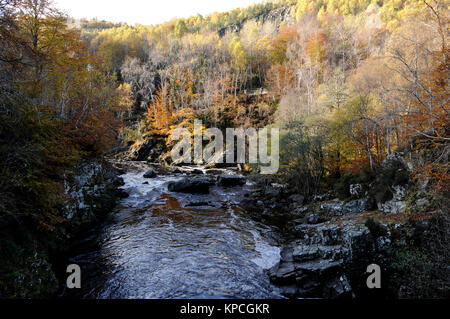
168 177 215 194
217 175 246 187
191 169 204 175
143 169 157 179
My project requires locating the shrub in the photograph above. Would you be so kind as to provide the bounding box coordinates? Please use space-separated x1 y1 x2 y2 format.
390 211 450 298
277 121 325 200
334 173 358 199
371 158 410 203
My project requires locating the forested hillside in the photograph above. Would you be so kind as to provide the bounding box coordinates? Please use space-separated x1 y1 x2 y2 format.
0 0 131 297
0 0 133 222
81 0 448 195
78 0 449 298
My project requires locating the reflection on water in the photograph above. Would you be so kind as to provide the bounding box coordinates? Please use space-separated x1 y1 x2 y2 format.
65 170 282 299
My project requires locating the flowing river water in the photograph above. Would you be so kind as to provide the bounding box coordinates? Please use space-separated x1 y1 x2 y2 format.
63 167 283 299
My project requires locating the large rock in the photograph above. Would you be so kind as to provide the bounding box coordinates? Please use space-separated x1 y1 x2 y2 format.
269 216 390 299
217 175 246 187
143 169 157 178
168 177 215 194
318 225 343 246
382 152 412 171
320 200 345 215
129 137 166 162
343 198 375 214
268 261 296 285
292 245 321 262
295 259 343 278
378 200 407 214
377 185 407 214
323 275 353 299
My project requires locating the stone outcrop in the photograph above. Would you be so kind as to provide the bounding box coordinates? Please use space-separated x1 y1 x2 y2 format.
374 152 411 214
268 216 391 299
320 198 375 216
168 177 216 194
63 161 125 228
218 5 292 37
1 160 125 298
127 136 167 162
377 185 407 214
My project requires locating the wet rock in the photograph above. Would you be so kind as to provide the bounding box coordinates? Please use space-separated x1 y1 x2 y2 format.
129 137 167 162
143 169 157 179
294 259 343 280
292 245 320 262
318 225 343 245
293 224 322 244
172 168 183 174
217 175 246 187
168 177 215 194
205 169 225 175
317 245 345 261
191 169 204 175
240 198 259 211
342 227 374 260
277 285 298 298
280 246 294 262
323 275 353 299
268 261 296 285
294 206 308 215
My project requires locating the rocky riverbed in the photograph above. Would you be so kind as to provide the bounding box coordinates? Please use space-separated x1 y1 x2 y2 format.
5 150 437 299
62 160 284 299
57 153 444 299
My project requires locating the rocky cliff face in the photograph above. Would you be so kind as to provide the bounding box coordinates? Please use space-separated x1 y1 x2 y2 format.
62 160 126 232
241 152 443 298
267 212 391 298
218 5 293 37
0 160 124 298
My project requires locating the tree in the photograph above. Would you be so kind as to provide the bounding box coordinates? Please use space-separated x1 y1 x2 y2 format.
174 19 188 38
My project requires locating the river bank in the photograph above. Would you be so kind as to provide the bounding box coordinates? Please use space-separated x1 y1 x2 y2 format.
0 160 126 298
237 154 449 299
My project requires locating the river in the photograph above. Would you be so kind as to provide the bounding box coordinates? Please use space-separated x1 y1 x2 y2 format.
63 167 283 299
